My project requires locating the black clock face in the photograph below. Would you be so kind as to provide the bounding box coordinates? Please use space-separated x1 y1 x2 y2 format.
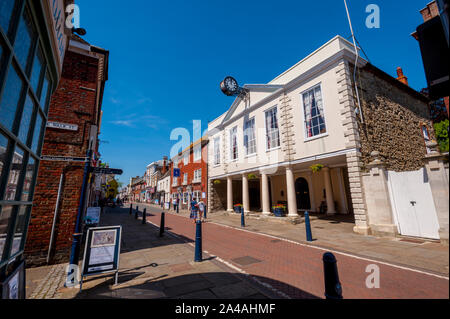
221 76 239 96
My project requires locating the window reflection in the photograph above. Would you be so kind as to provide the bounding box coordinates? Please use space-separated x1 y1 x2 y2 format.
0 0 16 36
0 64 23 131
18 94 34 145
14 8 36 72
40 72 50 111
5 147 24 201
10 206 28 257
31 113 43 154
30 47 44 95
0 133 8 184
21 157 34 201
0 206 13 261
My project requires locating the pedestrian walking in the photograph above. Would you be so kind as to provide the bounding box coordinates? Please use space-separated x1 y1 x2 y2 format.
198 199 205 222
190 197 199 223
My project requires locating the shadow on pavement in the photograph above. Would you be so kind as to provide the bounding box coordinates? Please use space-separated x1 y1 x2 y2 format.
75 271 320 299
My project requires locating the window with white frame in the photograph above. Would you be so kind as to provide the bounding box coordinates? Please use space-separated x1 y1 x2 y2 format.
302 85 326 138
193 145 201 162
265 107 280 149
244 117 256 155
193 169 201 183
173 177 178 186
183 173 188 184
183 192 188 204
193 190 201 201
230 126 238 160
183 152 189 165
214 136 221 165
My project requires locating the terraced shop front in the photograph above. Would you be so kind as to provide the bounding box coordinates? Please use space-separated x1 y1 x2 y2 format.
0 0 69 298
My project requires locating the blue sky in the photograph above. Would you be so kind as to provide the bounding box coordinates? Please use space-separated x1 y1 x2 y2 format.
76 0 430 186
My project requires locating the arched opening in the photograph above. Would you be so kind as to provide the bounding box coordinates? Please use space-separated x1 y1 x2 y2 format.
295 177 311 210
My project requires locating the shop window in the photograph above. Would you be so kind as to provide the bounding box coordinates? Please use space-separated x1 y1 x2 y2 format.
14 7 36 73
0 133 9 187
40 71 51 112
183 192 188 204
10 206 28 257
0 0 17 37
0 205 14 261
31 112 43 154
5 146 23 200
30 46 44 95
21 156 34 201
0 63 24 131
17 93 33 144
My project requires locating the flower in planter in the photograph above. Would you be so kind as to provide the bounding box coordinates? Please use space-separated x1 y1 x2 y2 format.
247 173 257 180
234 204 243 207
213 179 221 185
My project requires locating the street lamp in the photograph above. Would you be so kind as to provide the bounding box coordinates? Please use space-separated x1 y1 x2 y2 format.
72 27 87 36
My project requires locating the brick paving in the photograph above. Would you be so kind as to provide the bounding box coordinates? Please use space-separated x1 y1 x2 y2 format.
136 202 449 299
26 205 275 299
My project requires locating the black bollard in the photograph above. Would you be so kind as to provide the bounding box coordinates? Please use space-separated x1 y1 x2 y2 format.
159 212 165 237
194 219 202 262
129 204 133 215
135 206 139 219
323 252 343 299
204 205 207 219
142 208 147 224
241 206 245 227
176 203 179 214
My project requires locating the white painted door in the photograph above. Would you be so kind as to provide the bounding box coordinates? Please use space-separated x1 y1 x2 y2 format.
387 169 440 239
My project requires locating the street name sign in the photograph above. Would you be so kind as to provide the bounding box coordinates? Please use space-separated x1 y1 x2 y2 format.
90 167 123 175
41 155 87 162
46 121 79 131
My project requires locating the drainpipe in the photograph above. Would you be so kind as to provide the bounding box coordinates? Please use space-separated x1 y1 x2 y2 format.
46 170 65 264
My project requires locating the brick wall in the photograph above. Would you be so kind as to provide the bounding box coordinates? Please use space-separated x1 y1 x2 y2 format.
24 49 100 267
351 64 434 172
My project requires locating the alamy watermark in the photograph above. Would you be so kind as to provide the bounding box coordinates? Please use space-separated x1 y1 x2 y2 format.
365 264 380 288
365 4 380 29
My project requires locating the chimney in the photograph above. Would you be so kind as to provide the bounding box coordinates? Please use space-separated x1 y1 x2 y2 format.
396 67 409 86
161 156 168 174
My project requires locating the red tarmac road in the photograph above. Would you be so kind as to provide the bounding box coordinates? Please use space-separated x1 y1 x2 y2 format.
141 205 449 299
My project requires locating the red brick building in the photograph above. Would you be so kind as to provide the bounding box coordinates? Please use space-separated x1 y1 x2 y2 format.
24 35 109 266
170 138 208 210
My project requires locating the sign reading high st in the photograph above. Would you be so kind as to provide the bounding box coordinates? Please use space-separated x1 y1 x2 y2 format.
46 121 79 131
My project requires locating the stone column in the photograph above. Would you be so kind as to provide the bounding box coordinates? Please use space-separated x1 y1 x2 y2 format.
261 171 271 215
242 174 250 213
306 171 316 212
423 141 449 245
323 167 336 215
227 176 233 212
362 151 397 236
285 166 298 217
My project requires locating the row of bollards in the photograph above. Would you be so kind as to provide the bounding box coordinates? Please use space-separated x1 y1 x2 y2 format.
128 203 340 298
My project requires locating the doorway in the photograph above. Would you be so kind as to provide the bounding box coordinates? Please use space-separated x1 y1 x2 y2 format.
295 177 311 210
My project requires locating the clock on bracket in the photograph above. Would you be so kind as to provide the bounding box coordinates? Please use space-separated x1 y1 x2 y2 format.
220 76 240 96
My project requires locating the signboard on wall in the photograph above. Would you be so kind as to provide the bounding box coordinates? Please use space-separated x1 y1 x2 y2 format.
46 121 78 131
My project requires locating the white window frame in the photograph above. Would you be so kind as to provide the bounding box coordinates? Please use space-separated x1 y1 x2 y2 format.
183 173 188 185
193 169 201 183
214 136 221 166
193 145 201 162
193 190 201 201
264 105 281 151
183 192 188 204
183 152 189 165
229 126 238 161
244 117 257 156
172 176 178 187
300 83 328 141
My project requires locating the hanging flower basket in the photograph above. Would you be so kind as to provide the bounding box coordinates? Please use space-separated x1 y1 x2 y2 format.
213 179 221 185
234 204 243 213
248 173 257 180
272 204 286 217
310 164 324 173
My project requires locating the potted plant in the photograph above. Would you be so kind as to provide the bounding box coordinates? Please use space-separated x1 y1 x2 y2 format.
272 204 286 217
310 164 324 173
233 204 243 213
213 179 221 185
248 173 257 180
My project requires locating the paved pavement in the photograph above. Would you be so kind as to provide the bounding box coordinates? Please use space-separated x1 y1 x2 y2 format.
133 202 449 299
26 205 275 299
